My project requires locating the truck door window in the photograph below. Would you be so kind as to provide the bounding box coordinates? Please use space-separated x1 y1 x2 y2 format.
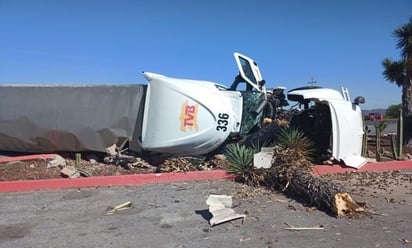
239 57 257 85
233 52 264 92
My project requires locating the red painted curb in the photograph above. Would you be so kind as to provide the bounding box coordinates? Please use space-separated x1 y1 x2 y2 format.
1 160 411 193
313 160 412 175
0 170 232 193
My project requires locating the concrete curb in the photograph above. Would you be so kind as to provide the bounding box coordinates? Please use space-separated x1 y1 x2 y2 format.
313 160 412 175
0 170 232 193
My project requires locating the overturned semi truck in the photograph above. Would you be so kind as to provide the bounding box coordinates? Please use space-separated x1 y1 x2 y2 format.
0 53 367 168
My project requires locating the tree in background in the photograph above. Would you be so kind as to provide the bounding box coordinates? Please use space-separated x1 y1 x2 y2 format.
382 17 412 143
386 104 402 118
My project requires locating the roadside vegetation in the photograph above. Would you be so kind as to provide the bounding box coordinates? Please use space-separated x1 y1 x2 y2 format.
385 103 402 119
225 127 364 218
382 17 412 144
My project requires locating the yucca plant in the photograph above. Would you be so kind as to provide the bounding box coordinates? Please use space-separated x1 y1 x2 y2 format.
225 143 255 174
276 127 314 162
225 143 263 186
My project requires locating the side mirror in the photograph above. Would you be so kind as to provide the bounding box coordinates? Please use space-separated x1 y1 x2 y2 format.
258 79 266 89
354 96 365 105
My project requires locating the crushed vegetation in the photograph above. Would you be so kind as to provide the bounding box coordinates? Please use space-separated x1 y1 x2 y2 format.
224 126 367 218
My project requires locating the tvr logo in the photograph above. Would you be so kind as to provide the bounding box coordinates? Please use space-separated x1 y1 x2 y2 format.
180 100 199 132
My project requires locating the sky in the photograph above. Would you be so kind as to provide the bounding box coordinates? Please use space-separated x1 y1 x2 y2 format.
0 0 411 110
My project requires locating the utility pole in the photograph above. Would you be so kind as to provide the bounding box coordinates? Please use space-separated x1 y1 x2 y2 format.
308 77 317 86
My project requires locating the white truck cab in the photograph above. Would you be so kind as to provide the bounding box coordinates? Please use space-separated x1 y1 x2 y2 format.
140 52 367 168
287 87 367 168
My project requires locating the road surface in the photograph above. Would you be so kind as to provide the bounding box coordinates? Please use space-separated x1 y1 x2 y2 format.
365 119 397 135
0 172 411 248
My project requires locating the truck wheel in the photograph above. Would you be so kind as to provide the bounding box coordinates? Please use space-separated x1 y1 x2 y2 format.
239 122 281 149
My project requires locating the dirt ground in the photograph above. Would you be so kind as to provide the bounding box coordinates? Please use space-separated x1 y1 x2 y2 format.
322 170 412 205
0 153 230 182
367 135 412 161
0 157 154 182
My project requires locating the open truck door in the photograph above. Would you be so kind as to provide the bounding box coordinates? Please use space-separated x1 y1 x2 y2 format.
327 92 367 169
233 52 266 93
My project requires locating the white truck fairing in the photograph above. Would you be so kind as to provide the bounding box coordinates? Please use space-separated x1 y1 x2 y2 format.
141 72 243 155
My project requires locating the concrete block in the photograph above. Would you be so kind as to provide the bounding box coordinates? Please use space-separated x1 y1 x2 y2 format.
60 166 80 178
47 154 66 168
254 151 273 169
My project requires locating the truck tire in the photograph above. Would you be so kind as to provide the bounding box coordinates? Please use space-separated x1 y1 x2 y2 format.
239 122 281 149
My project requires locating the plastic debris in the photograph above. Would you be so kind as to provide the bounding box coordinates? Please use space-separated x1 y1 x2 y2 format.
206 194 245 226
105 201 132 215
60 166 80 178
253 147 274 169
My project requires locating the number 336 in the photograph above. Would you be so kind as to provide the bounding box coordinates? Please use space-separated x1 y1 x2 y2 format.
216 113 229 132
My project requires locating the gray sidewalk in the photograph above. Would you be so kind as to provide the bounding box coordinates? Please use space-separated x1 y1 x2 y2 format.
0 178 411 248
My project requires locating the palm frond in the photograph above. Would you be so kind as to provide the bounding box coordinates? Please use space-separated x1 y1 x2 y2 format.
393 17 412 58
382 57 407 87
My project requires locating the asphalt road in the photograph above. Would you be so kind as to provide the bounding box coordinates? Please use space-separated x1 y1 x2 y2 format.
0 175 411 248
365 119 397 135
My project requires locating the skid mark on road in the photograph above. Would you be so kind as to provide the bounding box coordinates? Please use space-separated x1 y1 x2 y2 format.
0 222 33 242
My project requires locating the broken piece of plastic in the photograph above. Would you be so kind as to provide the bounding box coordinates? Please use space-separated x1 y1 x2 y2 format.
206 194 245 226
60 166 80 178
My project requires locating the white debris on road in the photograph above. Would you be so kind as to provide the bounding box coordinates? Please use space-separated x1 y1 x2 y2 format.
206 194 246 226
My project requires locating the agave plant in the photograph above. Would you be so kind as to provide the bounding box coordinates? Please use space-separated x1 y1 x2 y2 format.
225 143 263 186
225 144 255 174
276 126 314 162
